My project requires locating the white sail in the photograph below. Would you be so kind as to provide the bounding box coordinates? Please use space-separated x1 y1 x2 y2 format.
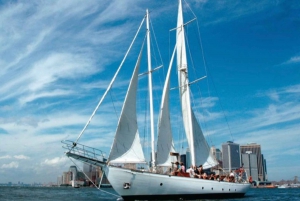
191 111 218 168
156 45 177 167
176 0 196 166
176 0 217 168
108 48 145 164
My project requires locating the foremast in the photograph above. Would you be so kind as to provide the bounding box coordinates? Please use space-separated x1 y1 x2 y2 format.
146 9 156 172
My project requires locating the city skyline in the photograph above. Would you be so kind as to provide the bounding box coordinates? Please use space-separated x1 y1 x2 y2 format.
1 0 300 183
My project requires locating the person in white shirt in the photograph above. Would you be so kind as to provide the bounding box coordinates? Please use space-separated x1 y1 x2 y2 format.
186 166 195 177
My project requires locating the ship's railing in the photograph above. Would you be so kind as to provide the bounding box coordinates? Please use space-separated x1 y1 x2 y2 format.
61 140 107 162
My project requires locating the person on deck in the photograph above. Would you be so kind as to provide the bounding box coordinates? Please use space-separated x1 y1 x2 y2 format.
180 162 185 173
186 166 195 178
193 166 200 178
171 162 180 175
198 165 204 175
229 171 235 182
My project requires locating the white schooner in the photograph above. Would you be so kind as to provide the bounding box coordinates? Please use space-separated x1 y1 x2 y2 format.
62 0 251 200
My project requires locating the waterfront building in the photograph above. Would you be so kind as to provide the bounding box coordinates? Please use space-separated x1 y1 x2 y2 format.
57 176 63 186
241 152 259 181
210 146 222 162
83 163 98 184
186 148 191 169
262 154 268 181
222 141 241 172
62 172 71 185
216 148 222 162
180 154 186 168
240 143 264 181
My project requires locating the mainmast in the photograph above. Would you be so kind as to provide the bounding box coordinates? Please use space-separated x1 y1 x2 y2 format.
176 0 196 166
146 9 156 171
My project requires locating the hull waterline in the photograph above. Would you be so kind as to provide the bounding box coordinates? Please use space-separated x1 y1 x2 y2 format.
106 166 251 200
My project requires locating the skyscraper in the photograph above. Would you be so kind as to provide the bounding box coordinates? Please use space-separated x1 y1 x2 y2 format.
262 154 267 181
210 146 222 162
240 143 264 181
216 148 222 162
180 154 186 168
62 172 71 185
241 152 258 181
222 141 241 172
186 148 191 169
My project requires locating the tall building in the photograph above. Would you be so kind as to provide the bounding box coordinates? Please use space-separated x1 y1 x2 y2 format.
241 152 258 181
186 148 191 168
222 141 241 172
210 146 222 162
83 163 98 184
57 176 63 186
240 143 264 181
262 154 267 181
180 154 186 168
62 172 71 185
216 148 222 162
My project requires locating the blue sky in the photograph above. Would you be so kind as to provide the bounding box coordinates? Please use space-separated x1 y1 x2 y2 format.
0 0 299 184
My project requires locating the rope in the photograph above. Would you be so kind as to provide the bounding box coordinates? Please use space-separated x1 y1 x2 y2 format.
73 15 147 146
109 91 119 120
68 157 120 198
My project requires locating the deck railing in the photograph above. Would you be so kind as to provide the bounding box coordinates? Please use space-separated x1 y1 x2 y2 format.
61 140 107 162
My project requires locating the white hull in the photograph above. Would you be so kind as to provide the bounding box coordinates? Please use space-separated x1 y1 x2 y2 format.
106 166 251 200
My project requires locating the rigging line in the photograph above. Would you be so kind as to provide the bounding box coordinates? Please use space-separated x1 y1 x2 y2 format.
207 67 234 142
192 15 219 145
193 15 215 141
183 0 197 19
195 18 210 96
68 157 120 198
150 16 163 69
109 91 119 120
149 21 164 110
184 26 213 146
74 16 146 145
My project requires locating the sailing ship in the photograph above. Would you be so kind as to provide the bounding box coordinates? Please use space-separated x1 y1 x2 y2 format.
62 0 251 200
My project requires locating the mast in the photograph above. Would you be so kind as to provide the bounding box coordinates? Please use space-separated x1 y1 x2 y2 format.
176 0 196 166
146 9 156 171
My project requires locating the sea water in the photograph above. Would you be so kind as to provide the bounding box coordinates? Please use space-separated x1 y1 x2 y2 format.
0 186 300 201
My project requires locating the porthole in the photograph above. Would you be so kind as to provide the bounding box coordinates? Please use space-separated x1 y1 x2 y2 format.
211 188 213 190
202 187 204 190
160 183 163 186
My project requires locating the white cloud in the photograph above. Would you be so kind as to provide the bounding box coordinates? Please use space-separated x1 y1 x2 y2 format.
0 155 11 159
283 55 300 65
267 90 280 102
1 161 19 169
279 54 300 66
41 157 69 166
14 155 30 160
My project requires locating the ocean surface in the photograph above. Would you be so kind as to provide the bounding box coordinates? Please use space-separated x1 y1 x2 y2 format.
0 186 300 201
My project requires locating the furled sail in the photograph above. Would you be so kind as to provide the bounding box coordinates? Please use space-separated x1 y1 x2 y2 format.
108 47 146 164
176 0 217 168
156 45 177 167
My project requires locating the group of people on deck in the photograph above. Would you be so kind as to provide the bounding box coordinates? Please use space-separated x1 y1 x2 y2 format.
172 162 246 183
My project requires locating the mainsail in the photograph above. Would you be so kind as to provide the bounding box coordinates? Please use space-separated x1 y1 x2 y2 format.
108 47 146 164
176 0 217 168
156 45 177 167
